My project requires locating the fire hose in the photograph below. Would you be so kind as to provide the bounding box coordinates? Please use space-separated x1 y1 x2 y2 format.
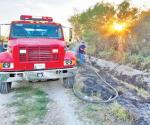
72 56 119 103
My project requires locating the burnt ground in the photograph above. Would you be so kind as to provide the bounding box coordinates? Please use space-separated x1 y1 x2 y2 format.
77 64 150 125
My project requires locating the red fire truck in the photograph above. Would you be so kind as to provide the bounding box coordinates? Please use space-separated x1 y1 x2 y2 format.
0 15 76 93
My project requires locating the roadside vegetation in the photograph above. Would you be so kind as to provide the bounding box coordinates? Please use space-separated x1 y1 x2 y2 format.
0 36 8 43
69 1 150 71
8 86 49 125
76 101 133 125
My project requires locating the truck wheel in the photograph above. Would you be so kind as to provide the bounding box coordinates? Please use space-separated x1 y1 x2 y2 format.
0 82 12 94
63 76 75 88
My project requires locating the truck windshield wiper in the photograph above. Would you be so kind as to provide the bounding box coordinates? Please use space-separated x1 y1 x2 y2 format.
15 34 30 38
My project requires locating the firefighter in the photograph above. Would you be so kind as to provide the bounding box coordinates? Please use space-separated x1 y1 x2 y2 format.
66 44 70 51
78 41 86 65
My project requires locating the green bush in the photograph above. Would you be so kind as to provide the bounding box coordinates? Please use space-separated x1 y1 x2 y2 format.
141 56 150 70
111 102 130 121
128 54 143 65
124 53 150 70
98 49 117 60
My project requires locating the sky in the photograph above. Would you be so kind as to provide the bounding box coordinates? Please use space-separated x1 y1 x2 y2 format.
0 0 150 36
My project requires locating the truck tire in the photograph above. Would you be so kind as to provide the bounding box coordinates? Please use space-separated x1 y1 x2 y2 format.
0 82 12 94
63 76 75 88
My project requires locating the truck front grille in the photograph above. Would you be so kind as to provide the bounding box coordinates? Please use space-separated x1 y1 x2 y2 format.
19 46 59 62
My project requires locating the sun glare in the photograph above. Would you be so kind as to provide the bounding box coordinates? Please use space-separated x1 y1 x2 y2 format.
113 22 126 32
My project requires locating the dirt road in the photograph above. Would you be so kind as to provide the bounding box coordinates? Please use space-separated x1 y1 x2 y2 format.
0 91 15 125
35 80 85 125
0 80 86 125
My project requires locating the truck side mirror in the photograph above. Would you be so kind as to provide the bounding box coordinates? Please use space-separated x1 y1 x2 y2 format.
69 28 73 42
3 43 8 50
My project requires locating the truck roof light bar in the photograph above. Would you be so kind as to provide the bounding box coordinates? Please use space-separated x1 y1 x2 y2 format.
20 15 32 20
42 16 53 22
20 15 53 22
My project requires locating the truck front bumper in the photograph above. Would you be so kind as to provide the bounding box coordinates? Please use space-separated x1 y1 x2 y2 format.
0 68 77 83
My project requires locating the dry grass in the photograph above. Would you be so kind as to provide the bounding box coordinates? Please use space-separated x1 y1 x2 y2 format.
8 86 49 125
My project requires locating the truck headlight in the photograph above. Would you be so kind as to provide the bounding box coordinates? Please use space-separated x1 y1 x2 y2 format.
20 49 26 54
3 63 10 68
64 60 72 66
52 49 59 53
3 63 14 69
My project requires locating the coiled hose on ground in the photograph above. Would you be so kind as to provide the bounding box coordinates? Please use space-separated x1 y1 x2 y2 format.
72 56 119 103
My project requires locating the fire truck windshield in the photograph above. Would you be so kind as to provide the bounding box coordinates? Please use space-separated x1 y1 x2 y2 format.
10 23 63 39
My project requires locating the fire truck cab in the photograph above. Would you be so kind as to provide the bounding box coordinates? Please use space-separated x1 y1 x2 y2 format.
0 15 76 93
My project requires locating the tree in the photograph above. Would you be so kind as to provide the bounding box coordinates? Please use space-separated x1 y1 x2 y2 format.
69 0 150 62
69 2 116 40
0 36 8 43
